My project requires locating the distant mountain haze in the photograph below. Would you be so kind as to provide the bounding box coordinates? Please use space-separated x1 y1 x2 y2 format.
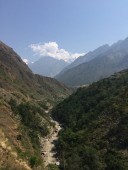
29 56 69 77
57 44 110 76
56 37 128 86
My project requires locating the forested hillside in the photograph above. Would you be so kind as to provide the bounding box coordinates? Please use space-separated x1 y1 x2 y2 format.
52 70 128 170
0 41 72 170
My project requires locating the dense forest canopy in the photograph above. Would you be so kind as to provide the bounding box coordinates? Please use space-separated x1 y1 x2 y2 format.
52 70 128 170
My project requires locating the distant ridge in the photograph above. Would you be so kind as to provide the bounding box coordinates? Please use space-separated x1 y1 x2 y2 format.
56 44 109 76
56 37 128 86
29 56 68 77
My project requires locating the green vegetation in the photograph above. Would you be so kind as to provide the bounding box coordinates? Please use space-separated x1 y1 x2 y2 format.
47 164 60 170
29 156 38 168
9 99 49 168
52 70 128 170
0 42 72 170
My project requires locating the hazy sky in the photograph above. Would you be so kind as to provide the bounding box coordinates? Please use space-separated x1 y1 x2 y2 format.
1 0 128 62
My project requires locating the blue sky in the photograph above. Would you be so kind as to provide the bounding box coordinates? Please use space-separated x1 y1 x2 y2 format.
1 0 128 62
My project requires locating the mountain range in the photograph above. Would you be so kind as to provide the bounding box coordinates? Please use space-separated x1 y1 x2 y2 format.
1 40 128 170
29 56 68 77
58 44 109 75
56 38 128 86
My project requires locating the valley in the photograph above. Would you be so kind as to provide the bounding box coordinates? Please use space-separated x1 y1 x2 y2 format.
0 39 128 170
0 42 71 170
0 40 128 170
1 1 128 170
41 120 61 167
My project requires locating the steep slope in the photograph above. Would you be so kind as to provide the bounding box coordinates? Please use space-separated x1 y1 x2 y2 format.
29 56 68 77
56 37 128 86
0 41 71 102
56 44 109 77
52 70 128 170
0 41 72 170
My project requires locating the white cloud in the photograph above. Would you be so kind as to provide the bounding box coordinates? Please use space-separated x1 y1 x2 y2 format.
23 58 29 64
29 42 85 62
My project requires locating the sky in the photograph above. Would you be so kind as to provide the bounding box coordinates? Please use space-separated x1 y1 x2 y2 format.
1 0 128 62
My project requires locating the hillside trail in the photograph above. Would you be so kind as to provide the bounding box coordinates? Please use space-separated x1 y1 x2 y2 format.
40 109 61 167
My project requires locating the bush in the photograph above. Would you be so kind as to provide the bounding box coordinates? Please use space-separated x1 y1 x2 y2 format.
47 164 60 170
29 156 38 168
